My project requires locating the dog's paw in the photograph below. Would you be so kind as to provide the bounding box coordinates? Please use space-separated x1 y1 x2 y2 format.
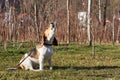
32 69 43 72
50 67 53 70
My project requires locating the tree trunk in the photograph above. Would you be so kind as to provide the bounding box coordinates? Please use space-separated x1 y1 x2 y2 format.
4 0 10 51
112 14 115 45
67 0 70 44
98 0 101 23
34 3 40 43
116 22 120 43
87 0 92 46
103 0 108 28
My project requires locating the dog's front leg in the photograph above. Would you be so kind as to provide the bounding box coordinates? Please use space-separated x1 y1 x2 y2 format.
39 56 44 71
48 57 53 70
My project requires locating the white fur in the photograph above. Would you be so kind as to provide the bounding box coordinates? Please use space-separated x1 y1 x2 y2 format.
20 45 53 71
19 23 56 71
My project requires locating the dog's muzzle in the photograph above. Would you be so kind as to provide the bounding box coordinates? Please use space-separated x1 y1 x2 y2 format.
51 22 57 28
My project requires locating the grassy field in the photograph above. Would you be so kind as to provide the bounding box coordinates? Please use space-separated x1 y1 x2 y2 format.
0 42 120 80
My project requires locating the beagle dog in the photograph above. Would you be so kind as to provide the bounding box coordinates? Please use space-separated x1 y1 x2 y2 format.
19 23 58 71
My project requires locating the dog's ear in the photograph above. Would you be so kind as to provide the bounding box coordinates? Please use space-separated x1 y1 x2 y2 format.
41 33 46 44
52 37 58 46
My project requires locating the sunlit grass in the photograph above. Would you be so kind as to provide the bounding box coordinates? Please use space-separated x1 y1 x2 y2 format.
0 42 120 80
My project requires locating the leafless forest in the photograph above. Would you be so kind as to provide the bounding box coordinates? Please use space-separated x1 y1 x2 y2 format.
0 0 120 48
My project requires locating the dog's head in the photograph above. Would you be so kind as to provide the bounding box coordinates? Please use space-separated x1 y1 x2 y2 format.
41 22 58 46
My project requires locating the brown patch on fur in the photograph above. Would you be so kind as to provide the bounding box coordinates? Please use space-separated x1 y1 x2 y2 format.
36 44 43 49
41 24 54 45
19 56 26 70
30 51 40 59
19 48 40 70
41 33 46 45
28 48 40 59
19 64 26 70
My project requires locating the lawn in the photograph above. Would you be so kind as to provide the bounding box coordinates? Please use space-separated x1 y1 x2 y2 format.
0 42 120 80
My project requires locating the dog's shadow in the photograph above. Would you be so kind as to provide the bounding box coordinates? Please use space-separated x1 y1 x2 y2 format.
53 65 120 70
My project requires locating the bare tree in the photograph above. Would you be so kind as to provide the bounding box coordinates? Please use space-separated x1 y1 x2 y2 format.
87 0 92 46
103 0 108 36
116 22 120 43
98 0 101 23
67 0 70 44
34 1 40 43
112 14 115 45
103 0 108 27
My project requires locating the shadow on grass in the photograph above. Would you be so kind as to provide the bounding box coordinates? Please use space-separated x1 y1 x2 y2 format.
53 65 120 70
53 65 120 78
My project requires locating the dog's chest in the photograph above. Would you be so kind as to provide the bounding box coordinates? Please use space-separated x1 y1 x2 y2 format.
37 45 53 57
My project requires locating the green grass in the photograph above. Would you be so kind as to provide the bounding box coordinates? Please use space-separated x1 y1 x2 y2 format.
0 43 120 80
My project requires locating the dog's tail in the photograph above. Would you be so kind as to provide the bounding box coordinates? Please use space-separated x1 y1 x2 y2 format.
6 67 19 70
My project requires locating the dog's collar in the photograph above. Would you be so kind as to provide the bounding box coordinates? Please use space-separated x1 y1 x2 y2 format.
43 43 52 46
